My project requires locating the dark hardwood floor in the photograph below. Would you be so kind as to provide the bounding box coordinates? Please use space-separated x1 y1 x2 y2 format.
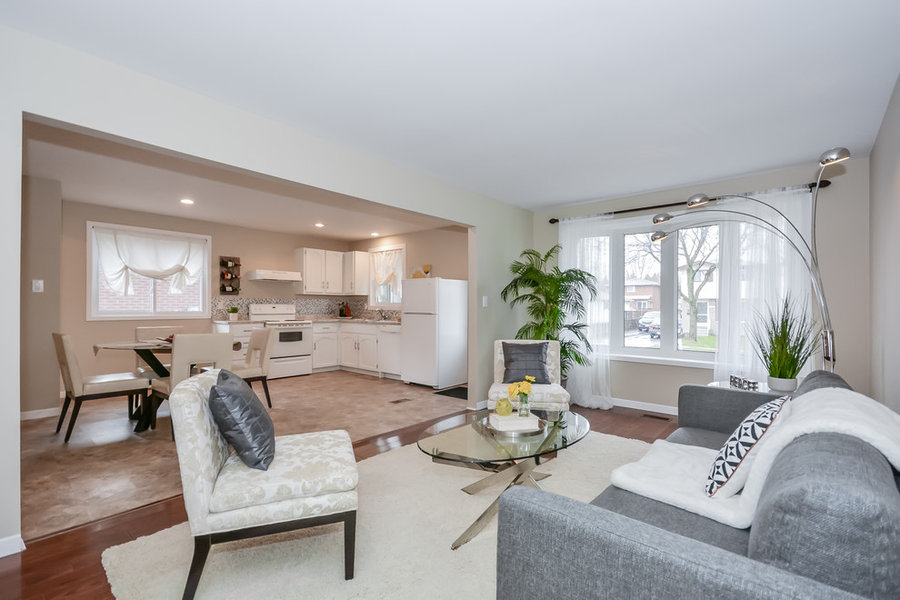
0 406 675 600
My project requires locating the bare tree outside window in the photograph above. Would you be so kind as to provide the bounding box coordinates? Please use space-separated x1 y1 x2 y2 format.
677 225 718 352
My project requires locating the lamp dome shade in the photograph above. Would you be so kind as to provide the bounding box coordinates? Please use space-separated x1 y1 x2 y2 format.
651 231 668 242
818 147 850 167
652 213 673 225
687 193 711 208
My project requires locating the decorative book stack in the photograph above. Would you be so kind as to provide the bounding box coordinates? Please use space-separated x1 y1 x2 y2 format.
489 413 540 432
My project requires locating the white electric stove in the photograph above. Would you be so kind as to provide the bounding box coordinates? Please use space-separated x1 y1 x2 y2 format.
248 304 313 378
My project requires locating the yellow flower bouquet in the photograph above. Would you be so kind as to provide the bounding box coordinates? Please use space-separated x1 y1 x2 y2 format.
508 375 536 416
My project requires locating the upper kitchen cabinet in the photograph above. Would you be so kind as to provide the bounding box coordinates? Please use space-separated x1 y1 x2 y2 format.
343 251 370 295
295 248 343 294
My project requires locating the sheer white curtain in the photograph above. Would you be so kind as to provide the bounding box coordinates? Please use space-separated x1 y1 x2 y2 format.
94 226 206 295
559 216 613 409
370 248 404 288
713 188 814 382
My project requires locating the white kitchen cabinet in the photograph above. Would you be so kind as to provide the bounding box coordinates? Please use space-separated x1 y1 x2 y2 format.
295 248 343 294
377 324 402 375
357 333 378 371
312 323 339 369
342 251 370 295
339 323 378 370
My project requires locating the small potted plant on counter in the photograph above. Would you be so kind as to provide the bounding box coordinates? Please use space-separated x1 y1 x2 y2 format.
227 306 240 321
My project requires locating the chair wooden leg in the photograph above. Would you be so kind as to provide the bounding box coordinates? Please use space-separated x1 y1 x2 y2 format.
260 377 272 408
344 511 356 580
55 395 72 434
182 535 211 600
127 394 136 420
64 399 83 443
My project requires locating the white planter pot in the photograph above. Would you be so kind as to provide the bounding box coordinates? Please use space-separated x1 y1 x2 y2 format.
767 376 797 394
228 313 238 321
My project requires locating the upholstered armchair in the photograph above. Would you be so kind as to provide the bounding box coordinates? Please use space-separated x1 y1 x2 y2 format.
487 339 570 412
168 370 358 599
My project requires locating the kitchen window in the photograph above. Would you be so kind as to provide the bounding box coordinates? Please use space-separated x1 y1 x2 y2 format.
87 222 211 320
368 245 405 309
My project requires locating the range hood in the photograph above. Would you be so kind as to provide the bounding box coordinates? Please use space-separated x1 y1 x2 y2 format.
245 269 303 282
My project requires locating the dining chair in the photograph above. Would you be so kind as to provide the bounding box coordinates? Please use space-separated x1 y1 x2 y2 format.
52 332 151 443
148 334 233 432
228 327 274 408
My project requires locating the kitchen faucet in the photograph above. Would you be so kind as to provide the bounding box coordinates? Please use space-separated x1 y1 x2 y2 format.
379 310 389 320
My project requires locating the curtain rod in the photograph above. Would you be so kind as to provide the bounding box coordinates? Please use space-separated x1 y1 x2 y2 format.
547 180 829 224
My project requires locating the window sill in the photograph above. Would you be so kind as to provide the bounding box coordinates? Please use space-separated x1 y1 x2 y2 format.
609 353 715 370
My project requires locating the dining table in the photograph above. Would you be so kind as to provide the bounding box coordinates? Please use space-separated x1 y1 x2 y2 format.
92 339 173 377
93 339 173 432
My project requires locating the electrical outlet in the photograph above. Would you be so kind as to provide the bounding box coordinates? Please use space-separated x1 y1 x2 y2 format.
32 279 44 293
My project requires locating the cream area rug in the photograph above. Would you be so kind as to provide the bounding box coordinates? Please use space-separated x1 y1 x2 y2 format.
102 432 649 599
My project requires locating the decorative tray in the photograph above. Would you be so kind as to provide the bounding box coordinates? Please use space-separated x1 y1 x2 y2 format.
482 417 545 438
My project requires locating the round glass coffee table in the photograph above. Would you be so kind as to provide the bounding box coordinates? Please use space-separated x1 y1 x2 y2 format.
417 409 590 549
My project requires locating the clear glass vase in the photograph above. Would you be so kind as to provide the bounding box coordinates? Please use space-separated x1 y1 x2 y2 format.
518 394 530 417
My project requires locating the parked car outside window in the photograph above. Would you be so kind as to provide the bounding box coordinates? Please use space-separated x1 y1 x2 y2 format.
648 316 684 339
637 311 659 333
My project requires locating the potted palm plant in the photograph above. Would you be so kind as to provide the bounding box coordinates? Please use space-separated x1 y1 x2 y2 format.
500 244 597 379
749 295 819 393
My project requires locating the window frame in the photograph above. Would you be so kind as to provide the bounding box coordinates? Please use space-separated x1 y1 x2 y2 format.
86 221 211 321
608 225 720 365
366 243 405 310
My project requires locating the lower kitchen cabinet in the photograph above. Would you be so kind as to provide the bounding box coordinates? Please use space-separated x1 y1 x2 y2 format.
313 324 339 369
340 331 377 370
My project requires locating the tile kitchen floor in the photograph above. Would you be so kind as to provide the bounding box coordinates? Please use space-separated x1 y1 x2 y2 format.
19 370 467 541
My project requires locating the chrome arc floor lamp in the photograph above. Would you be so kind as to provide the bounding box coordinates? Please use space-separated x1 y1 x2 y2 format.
650 147 850 372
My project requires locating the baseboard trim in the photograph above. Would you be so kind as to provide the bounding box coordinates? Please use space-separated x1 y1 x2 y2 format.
0 534 25 558
612 397 678 416
21 407 60 421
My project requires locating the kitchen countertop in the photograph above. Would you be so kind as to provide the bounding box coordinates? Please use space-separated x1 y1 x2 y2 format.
214 317 401 325
310 317 401 325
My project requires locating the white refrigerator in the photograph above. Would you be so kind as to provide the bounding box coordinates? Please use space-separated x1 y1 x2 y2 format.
401 277 468 389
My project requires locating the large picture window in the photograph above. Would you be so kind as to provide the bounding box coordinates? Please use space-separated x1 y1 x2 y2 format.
559 186 813 378
88 222 210 320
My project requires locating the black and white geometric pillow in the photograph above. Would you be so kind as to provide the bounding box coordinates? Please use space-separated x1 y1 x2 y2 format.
706 396 791 498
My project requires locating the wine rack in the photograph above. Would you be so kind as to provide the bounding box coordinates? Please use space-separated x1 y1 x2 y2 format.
219 256 241 295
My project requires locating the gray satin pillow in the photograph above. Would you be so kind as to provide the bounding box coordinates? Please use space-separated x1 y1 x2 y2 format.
208 369 275 471
502 342 551 384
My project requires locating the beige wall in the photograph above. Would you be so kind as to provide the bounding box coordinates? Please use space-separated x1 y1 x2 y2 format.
870 75 900 411
533 158 872 408
55 200 353 396
20 176 62 414
350 226 469 280
0 25 532 549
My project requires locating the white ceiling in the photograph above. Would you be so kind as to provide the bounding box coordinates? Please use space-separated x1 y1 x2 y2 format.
22 121 458 241
4 1 900 212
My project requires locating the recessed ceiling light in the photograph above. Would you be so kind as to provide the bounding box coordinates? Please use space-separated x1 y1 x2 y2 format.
314 222 325 228
370 232 380 237
180 198 194 205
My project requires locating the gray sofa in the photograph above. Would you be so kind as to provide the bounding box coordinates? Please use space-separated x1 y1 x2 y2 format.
497 371 900 599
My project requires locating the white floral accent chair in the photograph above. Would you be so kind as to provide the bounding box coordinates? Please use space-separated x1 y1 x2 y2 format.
169 370 359 600
487 339 570 412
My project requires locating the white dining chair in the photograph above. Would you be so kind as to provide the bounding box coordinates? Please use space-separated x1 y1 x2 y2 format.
52 332 151 442
229 327 274 408
147 334 233 432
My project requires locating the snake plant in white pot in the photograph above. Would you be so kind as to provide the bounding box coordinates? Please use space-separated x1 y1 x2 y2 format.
749 295 819 393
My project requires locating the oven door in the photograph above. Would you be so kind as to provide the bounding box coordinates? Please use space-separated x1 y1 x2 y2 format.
271 327 313 358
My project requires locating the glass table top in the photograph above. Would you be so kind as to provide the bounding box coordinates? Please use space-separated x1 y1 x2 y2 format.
417 409 590 464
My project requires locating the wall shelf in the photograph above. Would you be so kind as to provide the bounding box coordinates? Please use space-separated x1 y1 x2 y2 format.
219 256 241 295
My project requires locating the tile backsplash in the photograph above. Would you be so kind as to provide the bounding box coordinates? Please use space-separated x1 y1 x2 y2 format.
211 296 398 321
